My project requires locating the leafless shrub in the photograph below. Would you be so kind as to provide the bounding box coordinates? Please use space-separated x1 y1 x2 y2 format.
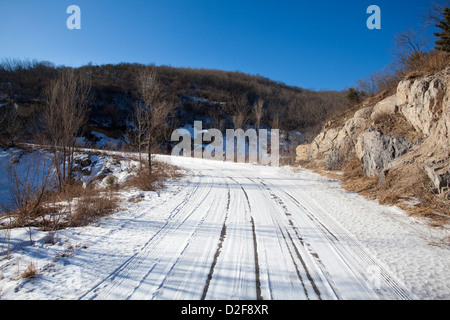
6 150 54 228
70 191 119 227
126 161 182 192
36 180 120 229
421 1 450 28
393 29 430 71
3 153 121 230
127 165 166 191
357 68 400 96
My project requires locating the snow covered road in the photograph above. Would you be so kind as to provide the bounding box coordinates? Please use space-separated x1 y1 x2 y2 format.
77 155 444 300
2 155 448 300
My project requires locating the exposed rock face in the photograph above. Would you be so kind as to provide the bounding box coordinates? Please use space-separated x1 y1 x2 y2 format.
371 94 397 121
355 107 374 120
423 162 450 194
397 74 448 137
305 108 372 163
296 67 449 194
295 144 310 162
359 127 411 177
310 127 340 157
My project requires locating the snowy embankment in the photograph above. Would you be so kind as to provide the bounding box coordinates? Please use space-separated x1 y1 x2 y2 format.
0 150 449 300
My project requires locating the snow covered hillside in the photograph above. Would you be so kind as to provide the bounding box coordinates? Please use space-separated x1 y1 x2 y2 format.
0 153 449 300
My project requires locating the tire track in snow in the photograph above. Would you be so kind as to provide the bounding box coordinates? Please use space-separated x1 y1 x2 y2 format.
229 176 263 300
78 175 211 300
146 203 210 300
130 175 230 300
78 154 411 300
258 179 324 299
250 216 263 300
290 186 411 300
275 222 310 298
201 182 231 300
127 175 217 299
263 176 410 300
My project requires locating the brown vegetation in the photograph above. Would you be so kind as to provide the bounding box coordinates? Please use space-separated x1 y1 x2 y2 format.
21 262 38 279
70 189 119 227
300 85 449 224
356 49 449 98
3 176 120 231
303 154 449 226
0 59 352 151
126 161 183 192
371 111 423 142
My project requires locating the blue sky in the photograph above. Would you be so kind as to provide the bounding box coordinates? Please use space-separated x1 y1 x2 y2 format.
0 0 440 91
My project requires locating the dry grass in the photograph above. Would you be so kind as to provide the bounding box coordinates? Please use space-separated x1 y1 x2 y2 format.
405 50 450 76
69 191 119 227
46 181 120 228
21 262 38 279
127 167 166 191
372 112 423 143
364 164 449 227
47 181 88 203
126 161 183 192
2 155 183 231
2 181 121 230
309 156 449 226
300 144 449 227
340 159 379 194
6 202 54 229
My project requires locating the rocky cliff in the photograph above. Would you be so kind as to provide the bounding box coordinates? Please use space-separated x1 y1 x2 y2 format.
296 67 449 218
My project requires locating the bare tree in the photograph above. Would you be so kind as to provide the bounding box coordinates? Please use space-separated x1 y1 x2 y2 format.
130 99 147 165
394 29 429 53
134 67 174 173
43 68 90 190
422 1 450 27
392 29 430 73
253 99 264 131
224 94 250 129
357 66 400 96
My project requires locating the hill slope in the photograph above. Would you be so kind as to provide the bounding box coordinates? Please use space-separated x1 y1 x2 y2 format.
0 61 350 152
296 66 450 221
